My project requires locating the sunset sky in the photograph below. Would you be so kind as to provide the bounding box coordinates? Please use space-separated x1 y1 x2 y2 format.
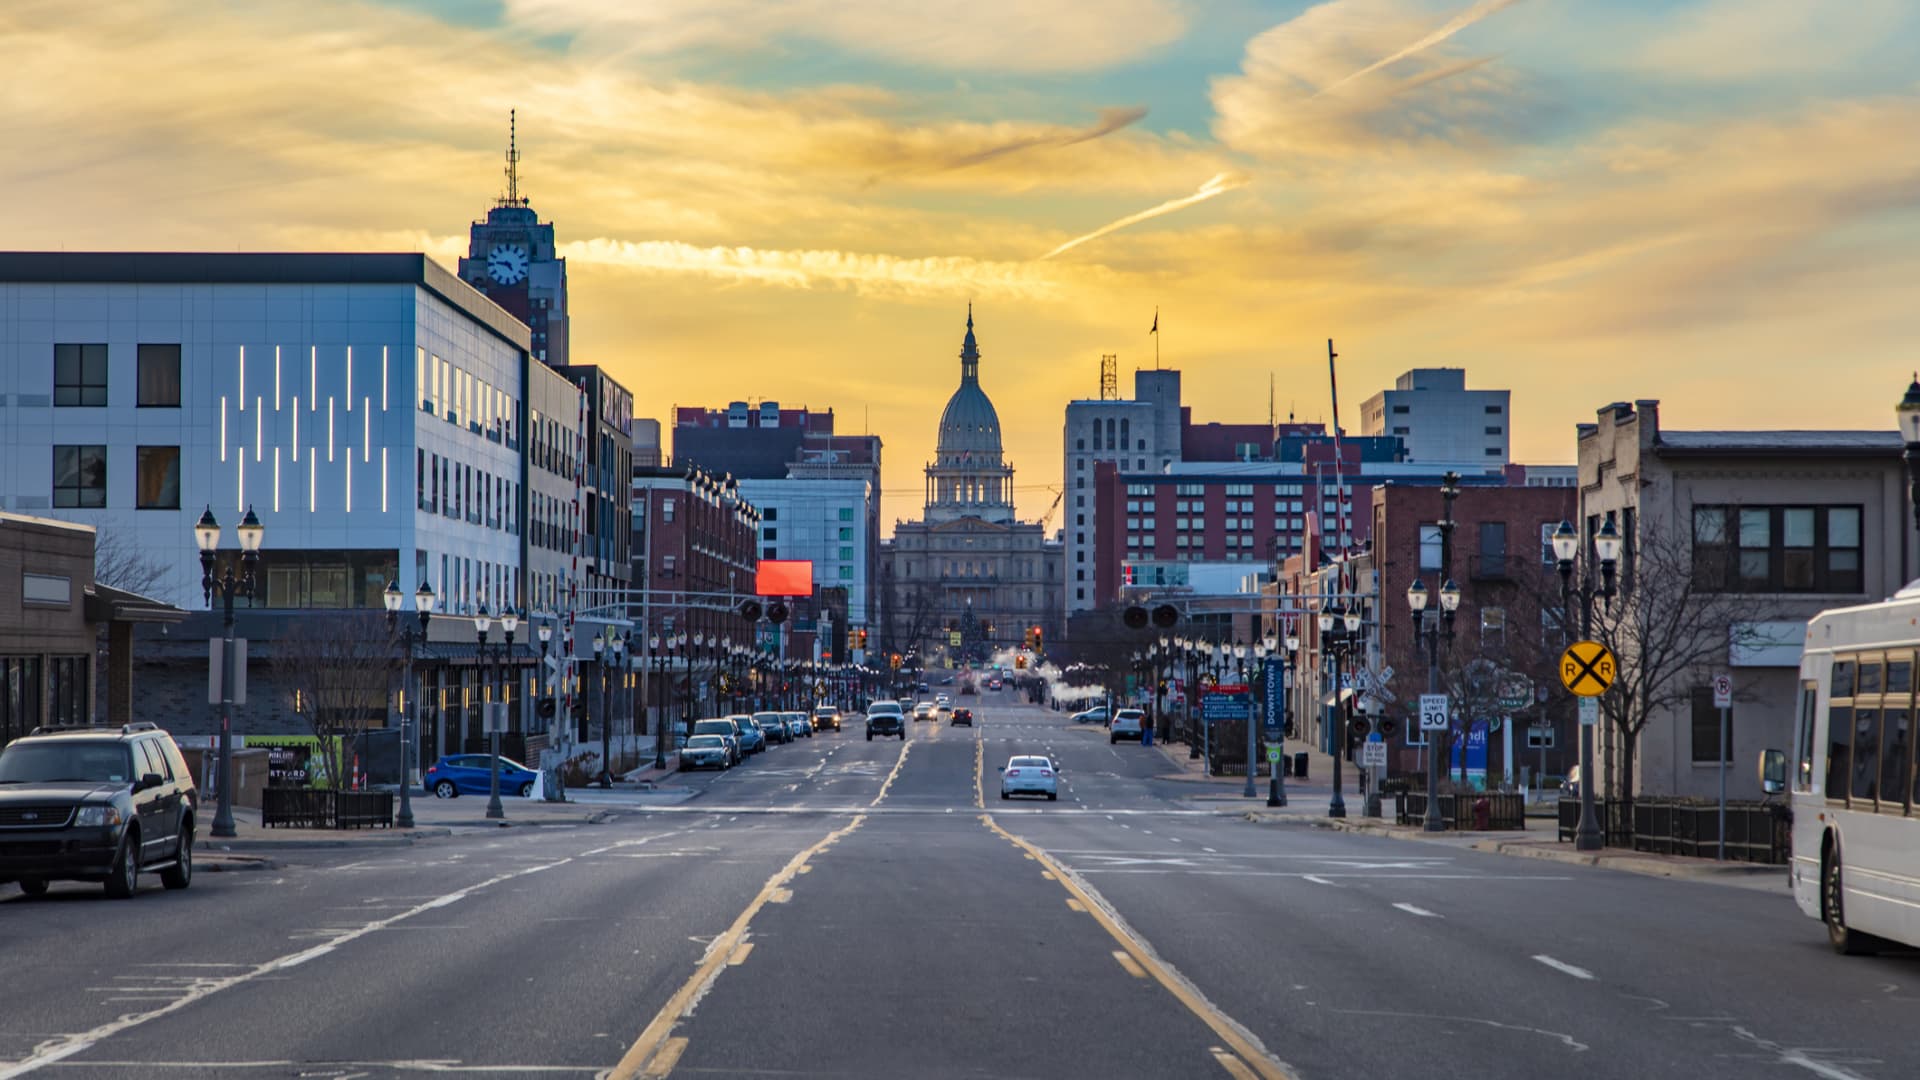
6 0 1918 528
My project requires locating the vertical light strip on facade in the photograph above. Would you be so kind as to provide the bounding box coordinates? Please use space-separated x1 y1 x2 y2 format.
363 398 370 462
255 397 263 461
237 450 245 513
220 396 228 461
382 347 389 411
329 397 335 462
346 453 353 513
238 346 245 408
346 346 353 407
309 452 316 513
275 346 281 411
310 346 317 403
292 397 300 460
274 447 281 513
381 447 389 513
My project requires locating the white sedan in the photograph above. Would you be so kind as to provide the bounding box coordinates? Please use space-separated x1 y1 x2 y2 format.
999 755 1059 801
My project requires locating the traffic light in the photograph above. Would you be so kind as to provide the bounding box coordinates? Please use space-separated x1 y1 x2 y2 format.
848 629 859 652
1022 627 1034 649
537 697 557 720
1015 655 1027 670
1032 626 1043 652
1151 604 1179 629
857 628 868 649
739 599 764 621
1376 717 1399 739
767 602 789 624
889 653 902 670
1122 605 1149 629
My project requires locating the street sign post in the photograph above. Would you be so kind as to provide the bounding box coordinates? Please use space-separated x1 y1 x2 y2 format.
1712 674 1732 709
1266 745 1283 764
1419 693 1449 731
1713 672 1731 860
1579 697 1599 726
1560 641 1616 697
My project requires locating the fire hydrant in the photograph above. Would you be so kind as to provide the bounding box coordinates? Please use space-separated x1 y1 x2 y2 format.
1472 795 1491 830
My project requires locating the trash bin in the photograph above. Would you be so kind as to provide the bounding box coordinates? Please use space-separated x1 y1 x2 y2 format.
1293 752 1309 780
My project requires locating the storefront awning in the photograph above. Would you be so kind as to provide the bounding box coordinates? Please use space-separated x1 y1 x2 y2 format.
1320 687 1357 708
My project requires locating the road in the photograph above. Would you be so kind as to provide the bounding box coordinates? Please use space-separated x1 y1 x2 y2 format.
3 695 1917 1079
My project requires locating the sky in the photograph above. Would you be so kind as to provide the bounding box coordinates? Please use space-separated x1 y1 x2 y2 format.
5 0 1919 529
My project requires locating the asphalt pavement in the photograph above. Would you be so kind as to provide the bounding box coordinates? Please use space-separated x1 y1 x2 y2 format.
3 693 1917 1079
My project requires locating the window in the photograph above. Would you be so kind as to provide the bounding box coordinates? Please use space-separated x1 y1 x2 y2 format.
1392 404 1409 414
839 566 853 580
1795 681 1818 792
662 498 675 522
1393 426 1410 435
1692 685 1733 764
764 547 777 559
838 527 853 541
1419 524 1443 572
661 555 676 578
763 527 777 541
1479 521 1506 569
1486 405 1503 414
1480 607 1506 649
54 344 108 406
1692 505 1864 593
839 546 853 561
1077 439 1085 450
136 446 180 509
136 344 181 407
1485 447 1503 456
53 445 106 507
764 507 778 521
1484 426 1503 436
1527 725 1555 749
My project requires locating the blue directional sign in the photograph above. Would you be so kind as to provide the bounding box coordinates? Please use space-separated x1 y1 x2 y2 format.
1262 658 1286 733
1202 691 1252 722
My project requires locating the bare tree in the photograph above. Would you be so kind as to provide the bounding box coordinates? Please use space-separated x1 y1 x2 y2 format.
93 524 175 604
273 612 403 792
1557 523 1780 818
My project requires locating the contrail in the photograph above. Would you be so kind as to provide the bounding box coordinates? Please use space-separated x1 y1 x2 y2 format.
1316 0 1523 97
1040 172 1250 260
948 106 1148 170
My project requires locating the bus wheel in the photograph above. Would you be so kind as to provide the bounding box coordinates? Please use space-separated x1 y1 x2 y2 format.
1825 844 1879 956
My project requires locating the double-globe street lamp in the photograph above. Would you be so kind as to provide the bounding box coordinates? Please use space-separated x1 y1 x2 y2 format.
1554 516 1622 852
593 629 625 787
473 605 519 820
1319 600 1364 819
383 580 435 829
194 505 263 839
1269 629 1300 808
1406 576 1461 832
651 633 686 771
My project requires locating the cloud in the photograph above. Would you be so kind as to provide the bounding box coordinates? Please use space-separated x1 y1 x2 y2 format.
1211 0 1527 161
562 237 1086 300
1316 0 1524 96
1039 173 1251 260
501 0 1189 74
1635 0 1914 79
943 106 1149 170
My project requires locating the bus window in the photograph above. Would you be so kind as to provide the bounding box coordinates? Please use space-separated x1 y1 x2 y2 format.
1880 707 1911 810
1859 661 1883 696
1827 704 1852 801
1796 682 1818 791
1833 660 1856 697
1890 658 1913 694
1852 708 1881 801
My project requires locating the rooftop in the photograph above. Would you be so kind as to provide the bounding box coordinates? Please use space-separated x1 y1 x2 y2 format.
1656 430 1900 455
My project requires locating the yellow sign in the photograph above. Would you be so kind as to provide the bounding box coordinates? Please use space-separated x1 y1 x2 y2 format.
949 631 963 647
1560 640 1616 697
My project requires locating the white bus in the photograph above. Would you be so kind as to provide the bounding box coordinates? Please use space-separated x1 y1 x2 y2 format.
1766 584 1920 953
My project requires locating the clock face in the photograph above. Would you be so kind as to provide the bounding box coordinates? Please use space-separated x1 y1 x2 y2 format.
487 242 530 285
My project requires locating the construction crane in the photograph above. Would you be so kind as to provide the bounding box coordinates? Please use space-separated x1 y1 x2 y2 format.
1037 487 1064 532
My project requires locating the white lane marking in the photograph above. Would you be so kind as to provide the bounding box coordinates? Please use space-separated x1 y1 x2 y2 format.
1393 903 1441 918
1203 847 1218 853
1303 875 1338 886
1532 955 1595 980
0 857 571 1079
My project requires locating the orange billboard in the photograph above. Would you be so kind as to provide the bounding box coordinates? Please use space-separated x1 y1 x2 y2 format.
756 560 814 597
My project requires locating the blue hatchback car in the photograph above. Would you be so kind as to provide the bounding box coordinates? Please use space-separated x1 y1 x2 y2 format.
424 754 538 799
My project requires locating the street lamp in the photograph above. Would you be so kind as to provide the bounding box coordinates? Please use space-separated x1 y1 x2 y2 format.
195 505 262 839
1555 515 1622 852
1271 628 1299 807
1320 601 1365 818
593 631 611 787
383 579 434 829
473 605 517 820
1407 576 1461 831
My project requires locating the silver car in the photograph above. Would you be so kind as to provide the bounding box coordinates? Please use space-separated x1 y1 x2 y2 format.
782 712 812 739
999 755 1059 801
679 734 732 771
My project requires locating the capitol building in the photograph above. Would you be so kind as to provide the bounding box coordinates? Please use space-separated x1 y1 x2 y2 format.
880 310 1063 667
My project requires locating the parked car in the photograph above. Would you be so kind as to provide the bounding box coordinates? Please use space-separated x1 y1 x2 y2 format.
951 707 974 727
782 712 813 739
753 712 792 745
866 700 907 741
679 735 733 771
813 706 843 732
0 722 198 899
728 716 768 755
425 754 539 798
998 755 1059 801
1109 708 1146 743
913 702 937 722
1071 707 1110 725
691 719 743 765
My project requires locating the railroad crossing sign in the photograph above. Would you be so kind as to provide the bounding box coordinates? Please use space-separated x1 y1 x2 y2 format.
1559 640 1616 697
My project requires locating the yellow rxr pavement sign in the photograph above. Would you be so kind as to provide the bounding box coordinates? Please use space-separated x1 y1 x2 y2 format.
1560 640 1616 697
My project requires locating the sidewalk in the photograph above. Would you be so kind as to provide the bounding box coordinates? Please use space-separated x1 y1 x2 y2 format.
1151 737 1359 803
199 796 630 853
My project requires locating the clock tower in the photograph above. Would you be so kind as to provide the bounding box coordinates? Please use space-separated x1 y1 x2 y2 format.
457 111 571 367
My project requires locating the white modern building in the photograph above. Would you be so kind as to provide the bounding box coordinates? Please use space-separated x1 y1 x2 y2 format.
1360 368 1511 470
1063 368 1183 612
0 253 531 616
736 476 874 627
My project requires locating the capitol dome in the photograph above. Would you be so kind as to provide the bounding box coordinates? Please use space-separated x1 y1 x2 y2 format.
936 308 1003 463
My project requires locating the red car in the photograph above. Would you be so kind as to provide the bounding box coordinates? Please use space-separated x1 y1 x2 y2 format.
950 708 974 727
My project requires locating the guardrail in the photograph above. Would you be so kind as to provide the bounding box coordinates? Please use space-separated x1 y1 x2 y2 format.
1394 792 1527 830
262 788 394 830
1555 797 1789 863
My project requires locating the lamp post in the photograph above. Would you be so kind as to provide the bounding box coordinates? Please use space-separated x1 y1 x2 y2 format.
1270 630 1298 807
1321 601 1364 818
194 505 263 839
1407 576 1461 832
1554 516 1623 852
593 631 611 787
383 580 434 830
473 605 518 820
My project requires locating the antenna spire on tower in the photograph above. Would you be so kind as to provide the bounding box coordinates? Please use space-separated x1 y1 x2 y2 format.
500 109 525 207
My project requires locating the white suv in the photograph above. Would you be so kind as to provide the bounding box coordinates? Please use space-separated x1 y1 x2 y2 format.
1109 709 1145 744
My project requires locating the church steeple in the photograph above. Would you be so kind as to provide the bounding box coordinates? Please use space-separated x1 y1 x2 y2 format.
960 303 979 383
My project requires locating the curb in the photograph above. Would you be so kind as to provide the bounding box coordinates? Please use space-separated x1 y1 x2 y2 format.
201 826 456 852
